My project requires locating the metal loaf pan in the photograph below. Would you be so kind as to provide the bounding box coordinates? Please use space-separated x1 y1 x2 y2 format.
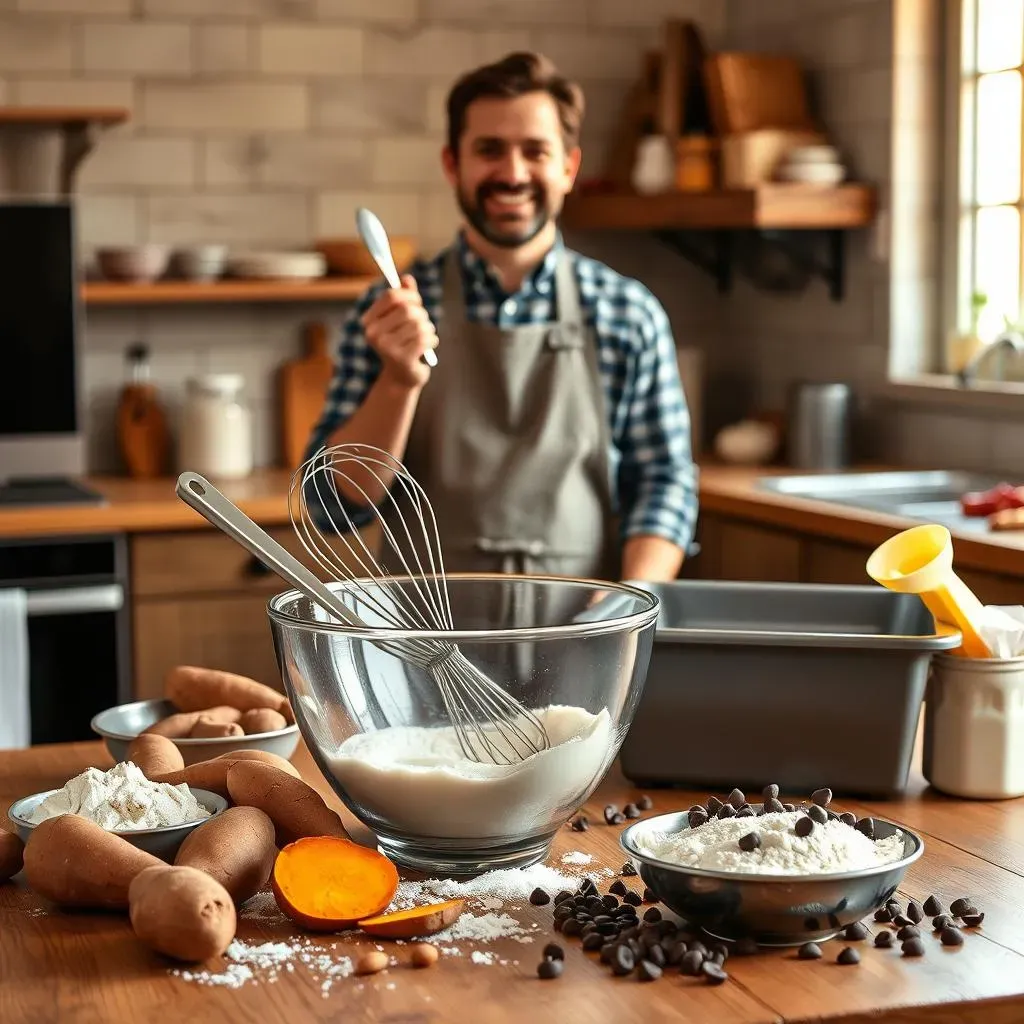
619 580 961 798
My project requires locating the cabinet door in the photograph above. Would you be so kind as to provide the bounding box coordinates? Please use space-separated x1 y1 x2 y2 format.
697 515 802 582
958 567 1024 606
133 594 284 701
803 538 874 586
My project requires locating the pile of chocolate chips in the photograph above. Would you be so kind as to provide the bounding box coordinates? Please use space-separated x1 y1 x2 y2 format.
570 794 653 832
537 868 753 984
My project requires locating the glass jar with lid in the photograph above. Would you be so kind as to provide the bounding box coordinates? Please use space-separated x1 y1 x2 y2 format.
178 373 254 480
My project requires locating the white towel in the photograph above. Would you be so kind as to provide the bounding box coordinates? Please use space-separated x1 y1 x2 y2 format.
0 588 29 750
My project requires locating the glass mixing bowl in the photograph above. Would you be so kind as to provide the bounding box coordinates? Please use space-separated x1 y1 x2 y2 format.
267 574 659 874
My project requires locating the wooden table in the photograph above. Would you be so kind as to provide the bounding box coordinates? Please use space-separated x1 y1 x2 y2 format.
3 742 1024 1023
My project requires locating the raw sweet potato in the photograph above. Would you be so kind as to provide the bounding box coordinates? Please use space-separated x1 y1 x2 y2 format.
237 708 288 735
358 899 466 939
189 717 244 739
153 750 300 798
272 836 398 931
129 864 236 962
126 734 185 778
143 706 240 739
23 815 162 909
0 829 24 882
174 806 277 906
226 762 348 847
165 666 293 723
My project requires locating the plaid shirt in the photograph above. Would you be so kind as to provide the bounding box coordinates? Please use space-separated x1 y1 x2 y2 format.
307 232 699 552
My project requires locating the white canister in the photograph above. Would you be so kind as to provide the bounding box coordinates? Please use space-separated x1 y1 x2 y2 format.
179 373 254 480
631 136 675 195
923 654 1024 799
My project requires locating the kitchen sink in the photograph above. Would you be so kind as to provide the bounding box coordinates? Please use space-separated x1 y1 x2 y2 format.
757 470 1008 532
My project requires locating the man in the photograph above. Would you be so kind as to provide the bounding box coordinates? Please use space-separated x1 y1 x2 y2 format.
306 51 698 582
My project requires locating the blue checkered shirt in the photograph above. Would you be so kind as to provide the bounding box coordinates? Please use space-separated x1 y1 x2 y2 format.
307 232 699 552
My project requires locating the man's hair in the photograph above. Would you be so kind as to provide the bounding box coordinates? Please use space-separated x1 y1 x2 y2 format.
445 51 585 156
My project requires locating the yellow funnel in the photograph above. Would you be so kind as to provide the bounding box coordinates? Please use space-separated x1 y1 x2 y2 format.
866 524 992 658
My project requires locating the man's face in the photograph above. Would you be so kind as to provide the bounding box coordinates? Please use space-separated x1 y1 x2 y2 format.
443 92 581 249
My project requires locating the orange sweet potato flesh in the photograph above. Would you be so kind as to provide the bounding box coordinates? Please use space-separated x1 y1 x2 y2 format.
153 749 300 798
165 666 293 723
358 899 465 939
272 836 399 932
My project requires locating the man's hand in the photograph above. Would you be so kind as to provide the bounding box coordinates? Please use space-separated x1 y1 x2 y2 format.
361 275 439 389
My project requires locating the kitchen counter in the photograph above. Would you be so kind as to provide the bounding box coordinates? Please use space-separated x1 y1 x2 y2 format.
3 741 1024 1023
4 462 1024 578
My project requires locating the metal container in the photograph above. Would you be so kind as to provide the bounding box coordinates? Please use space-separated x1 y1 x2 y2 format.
619 581 961 797
621 810 923 945
787 381 852 470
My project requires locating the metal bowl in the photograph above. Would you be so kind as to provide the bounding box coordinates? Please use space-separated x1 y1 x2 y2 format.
8 788 227 862
91 698 300 767
620 810 924 946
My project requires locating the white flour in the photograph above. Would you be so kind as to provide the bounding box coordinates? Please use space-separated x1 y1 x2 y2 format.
27 761 209 831
327 705 612 838
390 862 586 910
636 810 906 875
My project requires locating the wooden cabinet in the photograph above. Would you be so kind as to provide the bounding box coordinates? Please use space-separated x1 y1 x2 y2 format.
802 538 874 585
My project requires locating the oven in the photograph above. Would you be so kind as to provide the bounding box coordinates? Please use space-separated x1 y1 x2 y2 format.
0 533 131 745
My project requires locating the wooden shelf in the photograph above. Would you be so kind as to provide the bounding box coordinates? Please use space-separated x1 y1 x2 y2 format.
562 184 876 231
81 276 376 307
0 106 129 127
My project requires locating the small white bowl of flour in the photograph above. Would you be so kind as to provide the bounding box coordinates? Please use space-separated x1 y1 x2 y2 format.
8 761 227 861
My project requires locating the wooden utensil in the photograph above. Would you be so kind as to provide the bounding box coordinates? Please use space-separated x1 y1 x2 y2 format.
279 321 335 470
704 53 816 136
116 344 170 479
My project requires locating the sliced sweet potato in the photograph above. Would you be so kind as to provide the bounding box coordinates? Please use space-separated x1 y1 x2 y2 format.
271 836 398 932
358 899 465 939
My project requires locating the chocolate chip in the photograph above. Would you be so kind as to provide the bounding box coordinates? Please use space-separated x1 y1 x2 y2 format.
624 891 643 907
602 894 619 911
624 803 641 820
844 922 869 941
807 804 829 825
874 931 894 948
611 944 636 976
709 942 729 962
706 796 723 814
637 958 662 981
587 896 604 912
597 922 618 936
717 804 736 819
621 925 640 940
734 937 759 956
839 812 857 827
783 803 796 812
582 932 604 951
765 797 787 814
893 914 913 928
886 899 903 916
826 809 840 821
626 938 642 957
658 920 678 939
538 957 563 979
579 878 599 896
611 813 627 825
665 942 687 966
963 913 985 927
950 897 972 917
739 831 762 852
902 937 926 957
940 926 964 947
643 907 662 923
570 815 589 831
854 817 876 839
543 942 564 960
897 925 920 942
798 942 823 960
553 890 573 905
736 806 755 818
680 950 704 975
874 907 892 923
837 947 860 965
923 895 944 917
648 944 667 968
811 788 832 807
643 888 657 903
593 914 613 926
562 919 583 937
701 961 728 984
637 794 654 811
727 787 746 809
600 943 617 964
621 862 638 876
795 816 815 838
932 914 952 931
609 879 628 897
906 900 923 923
762 783 780 801
530 888 550 906
603 804 620 824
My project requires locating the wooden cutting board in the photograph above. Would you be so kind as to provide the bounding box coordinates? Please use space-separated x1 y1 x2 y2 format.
279 321 335 469
703 52 816 136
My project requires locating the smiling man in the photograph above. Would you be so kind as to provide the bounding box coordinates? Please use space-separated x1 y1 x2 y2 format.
306 52 699 582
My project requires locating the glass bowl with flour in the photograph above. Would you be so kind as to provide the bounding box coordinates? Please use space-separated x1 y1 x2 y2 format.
268 574 659 874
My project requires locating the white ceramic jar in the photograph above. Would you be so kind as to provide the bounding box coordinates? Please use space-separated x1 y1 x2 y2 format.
631 136 675 195
178 373 254 480
923 653 1024 799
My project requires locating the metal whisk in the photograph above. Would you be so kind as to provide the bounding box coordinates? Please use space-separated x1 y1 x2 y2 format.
289 443 551 766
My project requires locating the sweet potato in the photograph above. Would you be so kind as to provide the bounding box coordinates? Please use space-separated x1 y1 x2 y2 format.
166 666 293 723
237 708 288 735
174 806 277 906
272 836 398 932
0 829 24 882
129 864 236 962
127 734 185 778
23 815 162 909
358 899 465 939
189 717 244 739
226 762 348 847
153 750 300 799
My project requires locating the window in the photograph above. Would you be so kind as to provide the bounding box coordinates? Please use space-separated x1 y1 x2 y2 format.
949 0 1024 350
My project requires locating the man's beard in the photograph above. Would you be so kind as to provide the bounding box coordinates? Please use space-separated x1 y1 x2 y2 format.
457 180 551 249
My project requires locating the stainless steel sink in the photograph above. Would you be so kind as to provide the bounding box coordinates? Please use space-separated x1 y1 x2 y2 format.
757 470 1007 532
